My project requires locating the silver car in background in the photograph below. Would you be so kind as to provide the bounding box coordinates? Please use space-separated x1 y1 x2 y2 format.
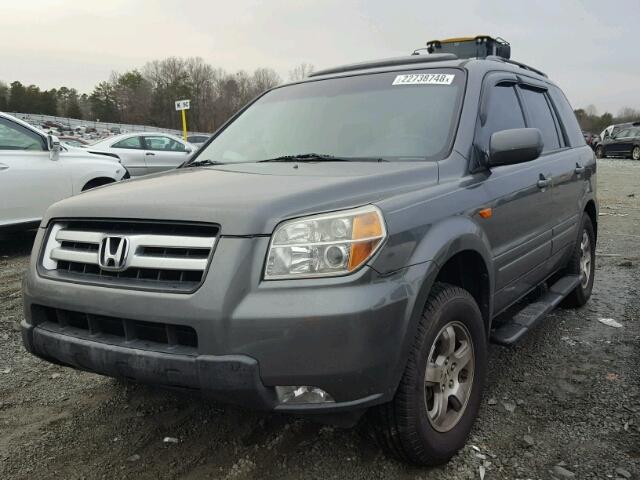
88 132 195 177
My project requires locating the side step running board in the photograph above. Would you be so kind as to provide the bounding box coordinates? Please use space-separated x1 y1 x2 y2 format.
490 275 580 346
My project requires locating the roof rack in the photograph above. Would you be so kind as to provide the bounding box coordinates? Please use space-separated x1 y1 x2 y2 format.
308 53 458 77
426 35 511 60
485 55 547 78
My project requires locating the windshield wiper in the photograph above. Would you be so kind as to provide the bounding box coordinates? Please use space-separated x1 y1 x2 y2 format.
258 153 387 163
183 159 227 168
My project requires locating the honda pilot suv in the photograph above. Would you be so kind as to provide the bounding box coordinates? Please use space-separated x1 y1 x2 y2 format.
21 50 597 465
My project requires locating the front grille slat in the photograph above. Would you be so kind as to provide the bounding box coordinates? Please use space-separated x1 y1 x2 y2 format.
32 305 198 352
41 220 218 293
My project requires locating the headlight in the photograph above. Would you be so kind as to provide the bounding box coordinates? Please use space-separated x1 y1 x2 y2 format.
264 205 386 279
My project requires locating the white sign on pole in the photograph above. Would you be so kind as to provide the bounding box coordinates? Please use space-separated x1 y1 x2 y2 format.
175 99 191 111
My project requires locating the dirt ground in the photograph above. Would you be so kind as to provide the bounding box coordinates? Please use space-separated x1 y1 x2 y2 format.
1 160 639 480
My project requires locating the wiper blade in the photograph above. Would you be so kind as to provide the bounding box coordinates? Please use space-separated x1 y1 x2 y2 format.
183 159 226 168
258 153 387 163
259 153 345 163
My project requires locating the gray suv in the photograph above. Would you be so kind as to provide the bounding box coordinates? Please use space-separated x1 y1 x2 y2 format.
21 52 597 465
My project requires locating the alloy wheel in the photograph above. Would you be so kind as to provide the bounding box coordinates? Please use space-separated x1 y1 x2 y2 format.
424 321 475 432
633 146 640 161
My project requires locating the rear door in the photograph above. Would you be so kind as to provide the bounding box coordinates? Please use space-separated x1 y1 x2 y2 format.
474 75 553 313
625 127 640 159
142 135 192 174
609 129 633 157
110 135 146 176
522 83 588 274
0 117 70 227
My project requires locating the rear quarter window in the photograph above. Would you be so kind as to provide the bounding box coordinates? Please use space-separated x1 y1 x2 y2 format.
547 85 585 148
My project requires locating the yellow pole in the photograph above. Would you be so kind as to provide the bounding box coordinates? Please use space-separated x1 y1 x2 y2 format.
181 109 187 142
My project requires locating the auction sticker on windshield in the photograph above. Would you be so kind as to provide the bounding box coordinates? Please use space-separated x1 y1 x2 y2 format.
392 73 455 85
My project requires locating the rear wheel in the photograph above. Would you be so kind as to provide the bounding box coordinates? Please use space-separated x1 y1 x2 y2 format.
563 214 596 307
595 145 604 159
369 283 487 465
632 146 640 161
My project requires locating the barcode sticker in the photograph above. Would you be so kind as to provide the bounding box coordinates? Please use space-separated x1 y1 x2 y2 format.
392 73 455 86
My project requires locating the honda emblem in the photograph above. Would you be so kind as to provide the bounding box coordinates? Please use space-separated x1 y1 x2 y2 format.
98 236 130 271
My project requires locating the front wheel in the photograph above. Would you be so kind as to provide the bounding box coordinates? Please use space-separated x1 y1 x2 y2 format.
595 145 604 159
632 146 640 161
369 283 487 465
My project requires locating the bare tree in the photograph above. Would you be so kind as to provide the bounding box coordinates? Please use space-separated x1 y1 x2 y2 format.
584 104 598 117
288 63 314 81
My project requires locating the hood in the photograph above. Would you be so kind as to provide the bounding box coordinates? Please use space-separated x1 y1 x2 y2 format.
42 162 438 235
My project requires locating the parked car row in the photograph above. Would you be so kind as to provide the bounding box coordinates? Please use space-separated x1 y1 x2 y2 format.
0 112 128 230
0 112 216 231
582 131 600 150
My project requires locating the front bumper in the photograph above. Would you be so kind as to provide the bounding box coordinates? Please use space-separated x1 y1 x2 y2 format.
22 227 432 413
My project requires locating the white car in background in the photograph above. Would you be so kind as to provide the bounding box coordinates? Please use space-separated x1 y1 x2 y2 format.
87 132 195 177
0 112 128 231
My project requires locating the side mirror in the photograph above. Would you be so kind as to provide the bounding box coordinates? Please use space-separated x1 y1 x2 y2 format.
185 148 192 154
47 134 61 160
488 128 543 167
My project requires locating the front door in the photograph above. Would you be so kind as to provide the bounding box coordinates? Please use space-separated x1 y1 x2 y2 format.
142 135 191 174
474 79 553 314
110 135 147 176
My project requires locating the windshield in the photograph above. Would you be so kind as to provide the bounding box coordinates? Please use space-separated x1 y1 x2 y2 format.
190 68 464 164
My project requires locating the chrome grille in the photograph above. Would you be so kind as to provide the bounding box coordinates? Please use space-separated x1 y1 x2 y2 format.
39 220 218 292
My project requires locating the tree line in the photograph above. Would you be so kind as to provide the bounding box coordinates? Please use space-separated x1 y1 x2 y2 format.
0 58 637 134
0 58 314 132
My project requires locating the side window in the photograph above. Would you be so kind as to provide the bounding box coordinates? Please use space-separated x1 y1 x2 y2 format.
548 86 585 147
0 118 46 151
519 87 560 152
616 129 630 138
112 136 143 149
144 136 186 152
477 84 525 152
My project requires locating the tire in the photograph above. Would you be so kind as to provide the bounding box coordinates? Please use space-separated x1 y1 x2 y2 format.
563 214 596 307
632 146 640 161
595 145 604 159
368 282 487 465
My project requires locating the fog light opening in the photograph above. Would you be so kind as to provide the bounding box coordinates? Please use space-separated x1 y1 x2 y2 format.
275 386 335 404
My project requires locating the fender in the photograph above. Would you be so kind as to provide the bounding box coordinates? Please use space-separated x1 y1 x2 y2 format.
372 214 494 289
370 215 495 403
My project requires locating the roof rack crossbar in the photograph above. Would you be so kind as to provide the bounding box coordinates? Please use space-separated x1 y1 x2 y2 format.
486 55 547 78
309 53 458 77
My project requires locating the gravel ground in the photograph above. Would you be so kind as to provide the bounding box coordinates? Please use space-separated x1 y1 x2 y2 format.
1 160 639 480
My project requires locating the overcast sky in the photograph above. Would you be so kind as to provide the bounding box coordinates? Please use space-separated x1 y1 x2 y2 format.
1 0 637 114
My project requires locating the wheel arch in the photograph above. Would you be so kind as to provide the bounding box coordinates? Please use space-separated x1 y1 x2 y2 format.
382 224 495 403
400 215 495 334
81 176 116 191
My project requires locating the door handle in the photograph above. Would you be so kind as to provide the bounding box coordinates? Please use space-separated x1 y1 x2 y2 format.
574 163 585 175
145 152 155 156
537 174 551 189
0 163 8 171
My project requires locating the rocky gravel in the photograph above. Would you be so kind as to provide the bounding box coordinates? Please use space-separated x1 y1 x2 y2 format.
1 159 639 479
